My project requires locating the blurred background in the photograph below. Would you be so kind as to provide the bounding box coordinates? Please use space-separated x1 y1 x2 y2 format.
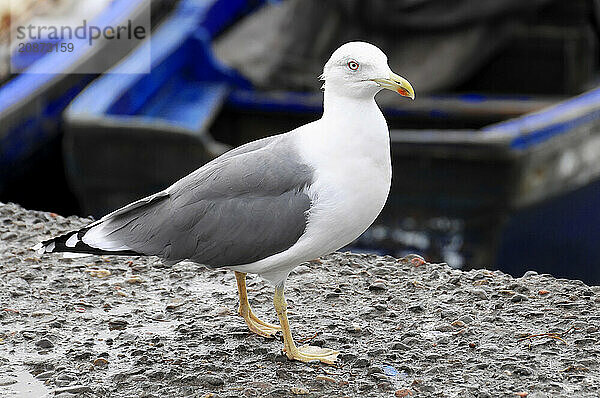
1 0 600 283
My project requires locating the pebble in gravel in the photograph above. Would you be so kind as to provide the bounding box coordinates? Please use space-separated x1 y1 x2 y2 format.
35 339 54 349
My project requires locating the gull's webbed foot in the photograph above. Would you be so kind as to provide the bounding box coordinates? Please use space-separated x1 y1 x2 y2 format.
284 344 339 364
235 271 281 338
274 285 340 365
240 307 281 338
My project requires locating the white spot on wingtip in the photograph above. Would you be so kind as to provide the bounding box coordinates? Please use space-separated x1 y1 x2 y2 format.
45 242 55 253
65 233 78 248
33 242 44 254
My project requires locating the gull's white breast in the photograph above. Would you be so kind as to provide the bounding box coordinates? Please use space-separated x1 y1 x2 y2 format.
296 112 392 257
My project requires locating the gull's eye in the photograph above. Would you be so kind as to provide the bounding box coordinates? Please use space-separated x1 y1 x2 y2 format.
347 60 359 71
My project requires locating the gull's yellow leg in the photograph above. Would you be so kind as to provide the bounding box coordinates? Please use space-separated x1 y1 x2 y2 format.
235 271 281 338
273 284 339 364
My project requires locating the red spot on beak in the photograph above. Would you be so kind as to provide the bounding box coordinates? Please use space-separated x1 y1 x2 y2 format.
397 88 409 96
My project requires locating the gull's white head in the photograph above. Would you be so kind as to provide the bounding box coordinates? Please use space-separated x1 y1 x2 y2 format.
321 41 415 100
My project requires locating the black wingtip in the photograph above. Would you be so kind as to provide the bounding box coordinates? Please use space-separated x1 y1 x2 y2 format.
33 228 141 257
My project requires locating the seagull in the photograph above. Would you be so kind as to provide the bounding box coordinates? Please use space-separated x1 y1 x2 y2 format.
34 41 415 364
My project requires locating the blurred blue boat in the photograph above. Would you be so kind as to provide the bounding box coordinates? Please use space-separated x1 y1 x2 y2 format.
64 0 600 283
0 0 161 212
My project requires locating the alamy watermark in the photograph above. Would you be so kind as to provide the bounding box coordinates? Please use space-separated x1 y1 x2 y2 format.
10 0 151 74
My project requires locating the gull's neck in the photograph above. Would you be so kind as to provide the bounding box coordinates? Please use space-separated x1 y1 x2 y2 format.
303 88 391 171
295 86 392 193
320 89 389 147
322 89 379 122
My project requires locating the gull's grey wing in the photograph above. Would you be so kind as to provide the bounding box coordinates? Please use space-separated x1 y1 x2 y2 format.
81 134 314 266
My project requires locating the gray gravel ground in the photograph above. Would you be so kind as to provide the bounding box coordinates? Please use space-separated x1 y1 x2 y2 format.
1 202 600 398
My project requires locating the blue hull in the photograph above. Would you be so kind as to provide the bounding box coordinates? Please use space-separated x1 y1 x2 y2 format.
498 179 600 284
0 0 153 212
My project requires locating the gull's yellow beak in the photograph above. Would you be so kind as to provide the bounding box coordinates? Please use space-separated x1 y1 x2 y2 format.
371 72 415 100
